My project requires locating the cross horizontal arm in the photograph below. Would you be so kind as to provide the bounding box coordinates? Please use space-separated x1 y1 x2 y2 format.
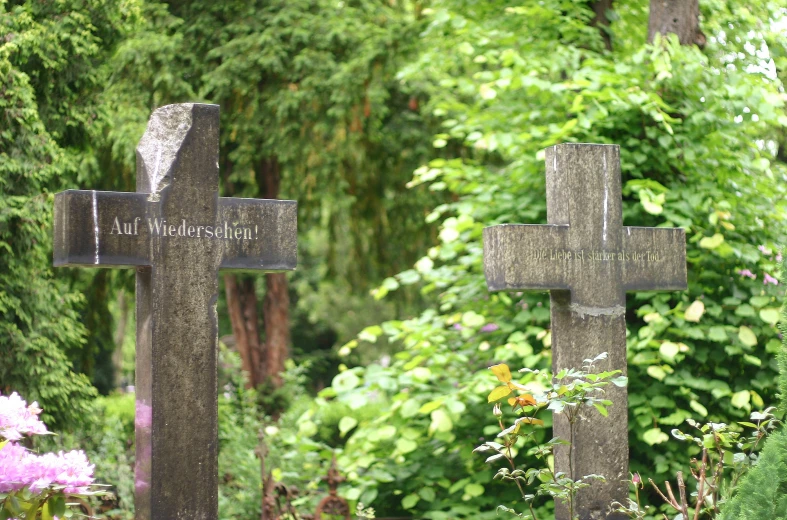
54 190 151 268
483 224 570 292
621 226 687 291
218 198 297 271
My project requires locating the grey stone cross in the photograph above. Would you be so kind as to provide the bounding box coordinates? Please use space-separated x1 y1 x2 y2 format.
53 104 297 519
483 143 686 519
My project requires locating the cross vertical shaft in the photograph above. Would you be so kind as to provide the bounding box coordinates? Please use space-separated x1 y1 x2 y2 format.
134 104 222 519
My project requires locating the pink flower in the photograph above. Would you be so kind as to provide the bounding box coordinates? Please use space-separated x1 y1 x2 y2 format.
738 269 756 279
0 442 94 494
764 273 779 285
452 323 463 330
481 323 499 332
0 392 48 441
758 245 772 255
777 252 783 262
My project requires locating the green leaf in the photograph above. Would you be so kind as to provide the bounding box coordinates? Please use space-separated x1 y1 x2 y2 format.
461 311 485 328
338 416 358 436
690 400 708 417
647 365 667 381
699 233 724 249
402 494 420 509
593 403 609 417
708 326 728 342
464 483 485 498
400 399 420 418
396 438 418 454
419 487 436 502
642 428 669 445
298 420 318 437
488 385 512 402
418 400 443 414
684 300 705 322
759 308 780 325
332 370 361 393
429 409 453 435
738 326 758 347
731 390 751 409
659 341 680 360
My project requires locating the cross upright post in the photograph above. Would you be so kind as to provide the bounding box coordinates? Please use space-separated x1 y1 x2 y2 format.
53 103 297 520
483 143 687 519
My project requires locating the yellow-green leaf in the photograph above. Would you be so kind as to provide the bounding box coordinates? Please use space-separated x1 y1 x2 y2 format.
759 308 780 325
731 390 751 409
488 385 512 402
659 341 680 360
647 365 666 381
684 300 705 322
699 233 725 249
489 364 512 383
738 326 758 347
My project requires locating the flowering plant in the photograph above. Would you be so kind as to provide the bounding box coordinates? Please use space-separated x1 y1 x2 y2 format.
0 392 98 520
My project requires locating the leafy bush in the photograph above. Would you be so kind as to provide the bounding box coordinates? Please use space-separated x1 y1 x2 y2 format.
717 256 787 519
308 2 787 517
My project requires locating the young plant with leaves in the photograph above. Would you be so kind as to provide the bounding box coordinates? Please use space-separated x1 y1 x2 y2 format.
475 353 627 520
612 409 781 519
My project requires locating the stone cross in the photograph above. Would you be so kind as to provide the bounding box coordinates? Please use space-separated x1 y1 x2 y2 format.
483 143 686 519
53 104 297 520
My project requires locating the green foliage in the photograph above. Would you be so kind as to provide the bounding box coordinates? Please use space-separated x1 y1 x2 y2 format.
477 355 626 520
715 255 787 519
0 0 145 427
313 1 787 517
718 427 787 520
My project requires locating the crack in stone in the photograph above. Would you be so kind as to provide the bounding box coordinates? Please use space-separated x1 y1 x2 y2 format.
137 104 193 201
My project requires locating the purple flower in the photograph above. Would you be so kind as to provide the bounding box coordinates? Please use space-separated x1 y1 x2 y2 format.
452 323 463 330
758 245 771 255
0 393 94 497
0 392 48 441
738 269 756 280
764 273 779 285
481 323 499 333
0 443 94 494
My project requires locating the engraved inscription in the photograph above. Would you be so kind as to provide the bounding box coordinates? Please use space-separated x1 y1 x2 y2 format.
108 216 259 240
524 248 663 263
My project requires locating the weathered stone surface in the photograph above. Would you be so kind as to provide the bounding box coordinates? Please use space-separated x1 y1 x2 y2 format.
483 143 687 520
53 103 297 520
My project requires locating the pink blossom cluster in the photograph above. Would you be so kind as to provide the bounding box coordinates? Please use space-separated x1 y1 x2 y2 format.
0 443 94 494
0 392 95 496
0 392 48 441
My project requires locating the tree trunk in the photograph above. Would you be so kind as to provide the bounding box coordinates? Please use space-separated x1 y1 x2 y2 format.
224 274 263 387
589 0 614 51
112 289 129 389
223 156 290 389
258 157 290 387
647 0 705 47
